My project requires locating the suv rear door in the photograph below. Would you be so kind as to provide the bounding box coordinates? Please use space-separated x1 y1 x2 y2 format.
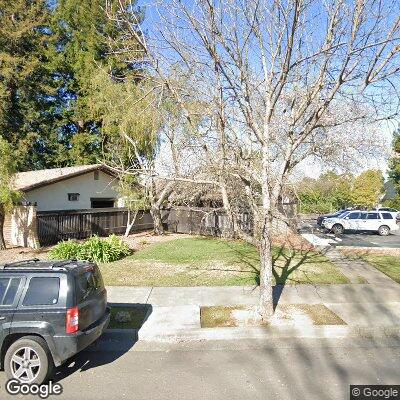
74 265 106 331
0 276 25 344
13 274 67 337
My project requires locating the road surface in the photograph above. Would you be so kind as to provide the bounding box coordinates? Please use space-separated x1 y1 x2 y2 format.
1 338 399 400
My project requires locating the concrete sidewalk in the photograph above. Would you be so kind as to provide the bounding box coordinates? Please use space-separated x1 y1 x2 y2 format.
107 283 400 306
105 283 400 343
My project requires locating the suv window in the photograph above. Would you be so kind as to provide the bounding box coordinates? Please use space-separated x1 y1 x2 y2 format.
75 266 104 303
23 277 60 306
348 212 360 219
0 278 21 306
366 213 379 220
382 213 393 220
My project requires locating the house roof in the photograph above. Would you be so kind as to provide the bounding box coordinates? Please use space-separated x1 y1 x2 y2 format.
14 164 117 192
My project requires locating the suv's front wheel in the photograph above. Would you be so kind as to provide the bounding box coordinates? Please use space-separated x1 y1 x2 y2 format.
4 336 54 385
332 224 344 235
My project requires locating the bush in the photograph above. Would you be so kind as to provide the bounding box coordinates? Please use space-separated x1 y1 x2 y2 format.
48 240 80 260
49 235 131 263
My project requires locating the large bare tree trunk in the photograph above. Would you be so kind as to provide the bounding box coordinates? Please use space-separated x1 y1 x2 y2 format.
220 183 235 238
259 142 274 320
0 210 6 250
259 214 274 320
151 207 164 235
150 181 175 236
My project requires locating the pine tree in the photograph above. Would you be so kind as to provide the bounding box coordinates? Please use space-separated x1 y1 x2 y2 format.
55 0 145 163
386 128 400 207
0 0 64 171
0 137 21 249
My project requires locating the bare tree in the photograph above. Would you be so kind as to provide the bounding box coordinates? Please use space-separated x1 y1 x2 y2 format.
107 0 400 319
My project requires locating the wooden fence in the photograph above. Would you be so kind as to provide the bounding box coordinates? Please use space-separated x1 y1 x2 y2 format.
37 208 153 246
35 204 298 247
161 207 253 236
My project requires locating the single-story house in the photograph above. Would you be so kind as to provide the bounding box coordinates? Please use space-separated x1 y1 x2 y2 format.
13 164 123 212
3 164 124 247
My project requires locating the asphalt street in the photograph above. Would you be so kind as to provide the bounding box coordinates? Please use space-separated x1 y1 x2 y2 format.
1 338 400 400
300 223 400 248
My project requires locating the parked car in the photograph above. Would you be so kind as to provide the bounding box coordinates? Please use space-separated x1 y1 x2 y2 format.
0 259 110 384
316 209 352 227
323 211 399 236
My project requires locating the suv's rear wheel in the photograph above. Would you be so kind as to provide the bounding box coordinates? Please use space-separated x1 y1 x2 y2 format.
378 225 390 236
4 336 54 384
332 224 344 235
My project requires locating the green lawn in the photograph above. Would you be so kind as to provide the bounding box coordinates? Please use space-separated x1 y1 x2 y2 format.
357 254 400 283
99 237 349 286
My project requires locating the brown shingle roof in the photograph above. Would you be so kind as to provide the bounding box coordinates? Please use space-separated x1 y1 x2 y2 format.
14 164 117 192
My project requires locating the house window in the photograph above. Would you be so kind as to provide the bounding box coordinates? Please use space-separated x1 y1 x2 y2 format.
91 198 115 208
68 193 80 201
94 170 99 180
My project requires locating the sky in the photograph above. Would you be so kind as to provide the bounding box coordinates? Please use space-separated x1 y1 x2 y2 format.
139 0 400 180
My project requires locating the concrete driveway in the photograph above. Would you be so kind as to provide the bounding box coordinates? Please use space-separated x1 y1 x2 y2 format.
300 222 400 248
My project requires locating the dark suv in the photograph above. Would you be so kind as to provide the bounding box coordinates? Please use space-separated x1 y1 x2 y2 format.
0 259 110 384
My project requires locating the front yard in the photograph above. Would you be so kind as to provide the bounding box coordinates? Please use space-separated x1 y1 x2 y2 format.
344 251 400 284
99 236 349 286
0 234 350 286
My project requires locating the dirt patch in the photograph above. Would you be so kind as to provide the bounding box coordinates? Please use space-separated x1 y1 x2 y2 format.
273 304 346 326
121 231 192 251
201 306 260 328
0 246 50 264
200 304 346 328
272 233 314 251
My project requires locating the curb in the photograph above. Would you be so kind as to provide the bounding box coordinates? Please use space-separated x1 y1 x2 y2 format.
336 246 400 251
93 325 400 350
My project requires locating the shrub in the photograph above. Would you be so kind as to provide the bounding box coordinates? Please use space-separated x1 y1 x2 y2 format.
48 240 80 260
49 235 131 263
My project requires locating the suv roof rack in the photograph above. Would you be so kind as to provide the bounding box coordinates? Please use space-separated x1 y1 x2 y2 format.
0 259 79 271
0 259 41 269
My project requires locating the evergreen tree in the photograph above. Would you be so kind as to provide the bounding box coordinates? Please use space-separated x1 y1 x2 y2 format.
0 137 21 249
55 0 145 163
387 128 400 207
0 0 65 171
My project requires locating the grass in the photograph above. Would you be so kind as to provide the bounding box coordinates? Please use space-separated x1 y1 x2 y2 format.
351 253 400 284
200 304 346 328
108 305 151 329
99 236 349 287
277 304 346 326
201 306 249 328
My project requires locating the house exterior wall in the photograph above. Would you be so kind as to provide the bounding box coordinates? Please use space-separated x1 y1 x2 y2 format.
23 170 122 211
3 213 12 245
